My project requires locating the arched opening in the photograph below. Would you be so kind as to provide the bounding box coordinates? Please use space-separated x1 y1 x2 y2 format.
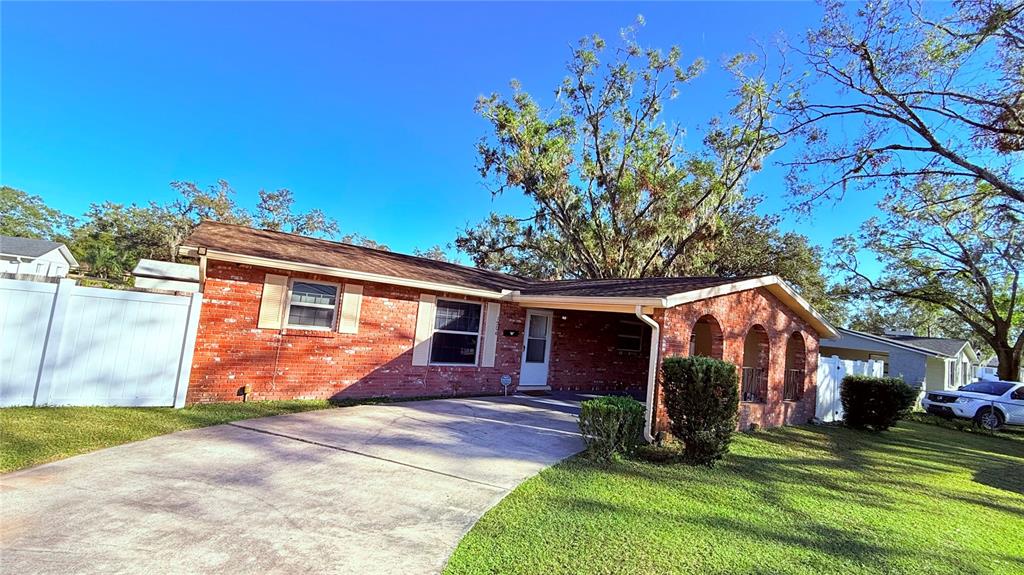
741 325 770 403
784 332 807 401
689 315 724 359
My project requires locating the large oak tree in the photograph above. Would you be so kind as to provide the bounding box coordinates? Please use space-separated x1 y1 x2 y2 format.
781 0 1023 211
457 23 783 280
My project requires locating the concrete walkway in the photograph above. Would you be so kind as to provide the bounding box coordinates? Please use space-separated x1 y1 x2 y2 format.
0 395 585 575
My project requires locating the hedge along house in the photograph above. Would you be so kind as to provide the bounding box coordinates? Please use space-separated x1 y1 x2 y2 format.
180 222 839 434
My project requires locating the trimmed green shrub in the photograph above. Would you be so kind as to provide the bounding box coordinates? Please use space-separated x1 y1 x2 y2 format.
841 375 918 431
661 356 739 467
578 395 645 462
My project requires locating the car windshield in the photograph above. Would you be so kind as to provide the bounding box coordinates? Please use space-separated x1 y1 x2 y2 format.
960 382 1014 396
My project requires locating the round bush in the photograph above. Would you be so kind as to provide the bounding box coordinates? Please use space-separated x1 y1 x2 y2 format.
577 395 645 462
661 356 739 467
840 375 918 431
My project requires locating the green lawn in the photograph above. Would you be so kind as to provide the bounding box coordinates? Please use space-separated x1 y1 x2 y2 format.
445 421 1024 575
0 400 335 473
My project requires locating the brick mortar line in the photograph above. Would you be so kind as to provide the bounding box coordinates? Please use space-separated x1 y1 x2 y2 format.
226 422 509 491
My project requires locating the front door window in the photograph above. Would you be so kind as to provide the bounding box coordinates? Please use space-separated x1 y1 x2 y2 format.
525 314 549 363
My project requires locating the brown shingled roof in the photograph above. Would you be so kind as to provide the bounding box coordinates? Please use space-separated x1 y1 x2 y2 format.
183 221 766 298
183 221 528 292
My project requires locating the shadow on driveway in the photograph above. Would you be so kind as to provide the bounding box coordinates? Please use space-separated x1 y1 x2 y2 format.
0 395 585 575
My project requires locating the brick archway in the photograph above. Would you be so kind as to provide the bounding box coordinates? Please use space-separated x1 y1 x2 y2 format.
784 332 807 401
689 314 724 359
742 325 770 403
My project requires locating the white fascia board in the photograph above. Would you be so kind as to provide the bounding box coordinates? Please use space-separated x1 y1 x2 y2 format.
510 293 666 311
664 275 840 339
956 342 975 363
193 248 509 300
663 276 775 307
765 279 841 339
55 245 80 268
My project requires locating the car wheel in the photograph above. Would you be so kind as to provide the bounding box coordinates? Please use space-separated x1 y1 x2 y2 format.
974 407 1004 430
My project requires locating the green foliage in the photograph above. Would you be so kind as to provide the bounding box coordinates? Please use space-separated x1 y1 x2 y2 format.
787 1 1023 368
661 356 739 466
412 245 452 262
0 186 75 240
840 375 919 432
833 179 1023 382
255 187 340 237
13 179 360 284
458 20 782 280
578 395 645 462
783 1 1023 206
706 204 845 324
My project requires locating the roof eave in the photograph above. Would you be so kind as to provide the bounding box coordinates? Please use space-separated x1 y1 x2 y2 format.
510 293 665 313
833 328 945 357
56 245 80 268
181 246 511 299
664 275 840 339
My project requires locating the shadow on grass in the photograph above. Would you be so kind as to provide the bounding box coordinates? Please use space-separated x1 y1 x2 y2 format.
515 420 1024 575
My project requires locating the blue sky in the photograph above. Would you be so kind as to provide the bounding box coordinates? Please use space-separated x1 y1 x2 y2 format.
2 1 881 270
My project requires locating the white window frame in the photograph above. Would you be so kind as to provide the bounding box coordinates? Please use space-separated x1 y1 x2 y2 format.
616 320 645 353
429 298 483 366
284 278 341 331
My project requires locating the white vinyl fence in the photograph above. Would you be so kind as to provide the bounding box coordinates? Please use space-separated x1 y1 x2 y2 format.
0 278 202 407
815 355 885 423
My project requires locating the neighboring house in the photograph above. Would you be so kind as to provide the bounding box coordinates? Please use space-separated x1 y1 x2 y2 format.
978 356 1024 382
821 328 980 391
0 236 78 278
132 259 200 293
179 221 839 432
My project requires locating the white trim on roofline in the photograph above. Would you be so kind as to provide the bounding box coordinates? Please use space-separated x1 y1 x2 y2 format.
179 247 512 300
182 247 839 338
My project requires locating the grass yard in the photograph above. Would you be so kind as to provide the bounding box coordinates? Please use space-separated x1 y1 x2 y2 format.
0 400 336 473
445 421 1024 575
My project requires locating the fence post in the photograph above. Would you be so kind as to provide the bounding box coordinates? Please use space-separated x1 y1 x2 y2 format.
33 278 76 406
172 292 203 408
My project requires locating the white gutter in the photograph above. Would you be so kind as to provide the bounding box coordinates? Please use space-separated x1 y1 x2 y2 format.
635 305 660 443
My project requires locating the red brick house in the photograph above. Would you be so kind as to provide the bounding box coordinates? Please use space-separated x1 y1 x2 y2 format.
180 222 838 435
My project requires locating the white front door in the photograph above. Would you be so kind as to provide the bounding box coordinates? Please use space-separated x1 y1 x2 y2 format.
520 311 552 388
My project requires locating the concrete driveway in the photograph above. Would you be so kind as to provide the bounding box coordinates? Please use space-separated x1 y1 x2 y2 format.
0 395 585 575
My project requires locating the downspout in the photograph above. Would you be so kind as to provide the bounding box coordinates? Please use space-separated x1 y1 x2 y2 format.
635 305 660 443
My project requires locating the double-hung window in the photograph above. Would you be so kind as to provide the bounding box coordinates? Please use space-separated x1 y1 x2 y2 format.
430 299 482 365
286 280 339 329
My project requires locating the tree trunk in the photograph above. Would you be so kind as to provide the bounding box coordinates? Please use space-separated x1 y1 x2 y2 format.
994 345 1022 382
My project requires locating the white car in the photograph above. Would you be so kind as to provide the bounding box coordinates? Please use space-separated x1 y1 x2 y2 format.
921 380 1024 430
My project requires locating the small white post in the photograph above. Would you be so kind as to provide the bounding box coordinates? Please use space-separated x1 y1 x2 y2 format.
172 292 203 408
33 278 76 406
